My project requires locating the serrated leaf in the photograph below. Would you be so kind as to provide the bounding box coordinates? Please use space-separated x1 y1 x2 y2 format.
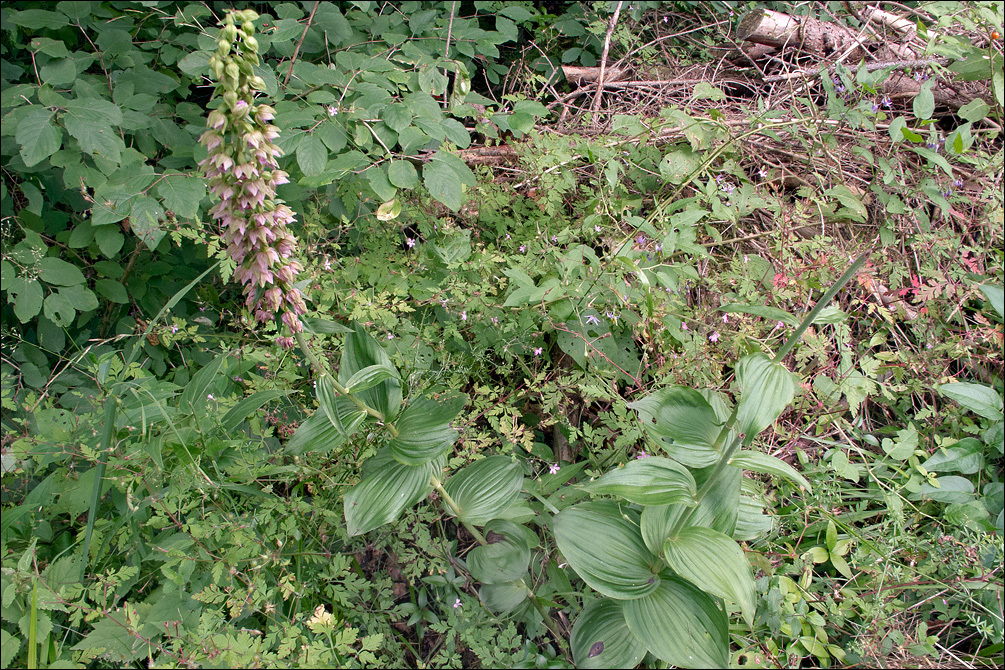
156 174 205 220
62 98 124 161
467 519 531 584
297 134 328 177
628 387 723 468
7 277 44 323
664 526 756 626
94 278 128 304
570 598 647 669
316 375 367 438
129 196 166 249
16 107 63 167
388 393 465 466
729 450 812 492
939 382 1004 421
423 159 462 211
43 290 76 327
553 502 659 600
37 257 84 286
583 457 696 506
623 573 729 669
735 354 795 439
387 160 418 188
443 455 523 525
344 458 434 536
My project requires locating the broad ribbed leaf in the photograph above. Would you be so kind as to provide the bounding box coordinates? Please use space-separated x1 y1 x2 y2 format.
179 353 228 412
729 450 812 492
285 409 347 456
343 363 400 394
583 457 697 506
344 458 433 536
640 465 742 555
938 382 1003 421
221 389 294 432
316 375 366 438
443 455 523 525
479 579 527 615
553 502 659 600
467 520 531 584
623 573 729 669
341 323 402 419
389 393 466 466
570 598 647 669
664 526 756 626
735 354 795 439
628 387 722 467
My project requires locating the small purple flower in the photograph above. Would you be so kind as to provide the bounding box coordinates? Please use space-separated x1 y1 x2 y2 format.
551 235 558 242
461 310 467 321
636 451 648 459
774 321 785 330
636 235 646 245
520 245 527 253
453 598 461 609
681 322 688 330
709 331 719 342
585 314 600 325
170 324 179 333
758 168 767 179
871 102 879 112
491 316 499 324
327 105 338 116
881 97 892 108
952 178 963 188
549 463 560 475
722 313 729 323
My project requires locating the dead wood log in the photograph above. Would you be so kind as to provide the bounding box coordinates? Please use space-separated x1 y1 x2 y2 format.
737 9 869 59
561 65 628 86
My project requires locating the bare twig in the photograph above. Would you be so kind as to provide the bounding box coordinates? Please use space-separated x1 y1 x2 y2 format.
591 1 623 125
282 1 320 91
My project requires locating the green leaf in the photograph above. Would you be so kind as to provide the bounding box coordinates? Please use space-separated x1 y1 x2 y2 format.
221 389 294 432
628 387 723 467
285 409 347 456
40 58 77 85
340 323 402 420
908 476 975 504
388 393 466 466
129 196 166 250
443 455 523 525
553 502 659 600
913 82 935 119
958 98 990 122
302 316 353 334
344 458 434 536
94 225 124 258
922 438 984 475
623 573 729 669
16 107 63 167
735 354 795 439
388 160 419 188
381 104 413 132
177 50 213 76
343 364 400 394
94 278 128 304
939 382 1004 421
43 290 76 327
71 605 150 663
978 284 1004 321
62 98 124 162
478 579 528 615
729 450 812 492
179 352 228 412
37 257 84 286
570 598 648 669
664 526 756 626
156 173 206 220
466 519 531 584
297 134 328 177
57 284 98 312
7 277 44 323
316 375 367 438
583 457 697 506
423 158 463 211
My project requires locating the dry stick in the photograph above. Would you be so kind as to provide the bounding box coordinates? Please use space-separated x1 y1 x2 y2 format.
282 1 320 91
591 0 623 125
443 1 456 107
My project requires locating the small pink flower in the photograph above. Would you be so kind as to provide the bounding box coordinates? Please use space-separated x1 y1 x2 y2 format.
709 331 719 342
534 347 543 356
681 322 688 330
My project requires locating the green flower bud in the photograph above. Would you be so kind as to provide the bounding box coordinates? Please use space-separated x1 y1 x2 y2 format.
243 35 258 52
223 90 238 108
225 62 240 81
250 75 267 91
239 60 254 76
242 22 255 36
217 41 232 57
221 24 238 42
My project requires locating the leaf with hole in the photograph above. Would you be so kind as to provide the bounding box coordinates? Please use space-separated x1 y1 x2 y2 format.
570 598 647 669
